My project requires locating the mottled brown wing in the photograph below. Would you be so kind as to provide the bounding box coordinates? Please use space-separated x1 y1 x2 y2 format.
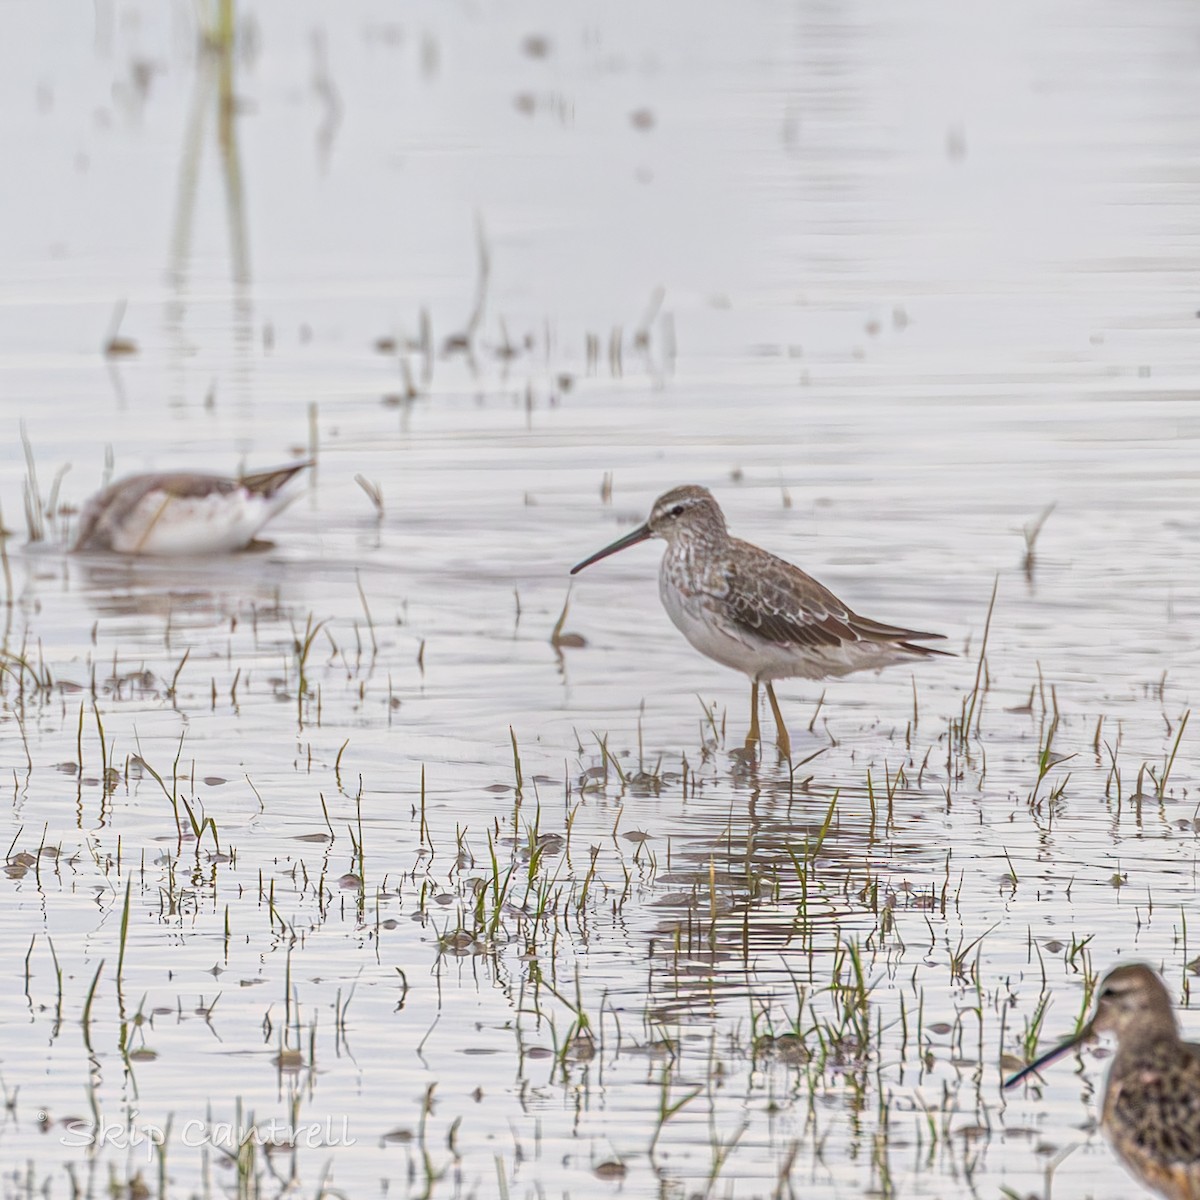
722 542 946 653
1109 1049 1200 1199
721 546 864 651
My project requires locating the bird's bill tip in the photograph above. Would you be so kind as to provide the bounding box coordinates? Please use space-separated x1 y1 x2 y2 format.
1003 1028 1091 1089
569 523 652 575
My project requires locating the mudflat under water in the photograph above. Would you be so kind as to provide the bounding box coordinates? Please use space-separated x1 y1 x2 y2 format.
1 2 1199 1197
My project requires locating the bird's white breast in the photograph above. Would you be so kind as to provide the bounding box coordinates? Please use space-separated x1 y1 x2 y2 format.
657 551 770 679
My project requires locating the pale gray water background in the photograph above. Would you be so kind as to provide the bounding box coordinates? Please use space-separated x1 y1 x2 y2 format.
1 1 1200 1197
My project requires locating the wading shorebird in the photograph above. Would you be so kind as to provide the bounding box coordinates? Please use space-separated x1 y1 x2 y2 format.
1005 963 1200 1200
73 461 312 556
569 485 948 757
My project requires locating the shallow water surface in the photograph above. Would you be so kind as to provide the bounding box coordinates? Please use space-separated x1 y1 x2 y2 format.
1 2 1199 1198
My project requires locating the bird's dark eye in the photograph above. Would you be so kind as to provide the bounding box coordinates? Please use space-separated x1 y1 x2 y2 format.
670 504 684 517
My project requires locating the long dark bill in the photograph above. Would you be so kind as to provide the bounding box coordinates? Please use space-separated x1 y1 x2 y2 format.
570 523 652 575
1003 1025 1092 1088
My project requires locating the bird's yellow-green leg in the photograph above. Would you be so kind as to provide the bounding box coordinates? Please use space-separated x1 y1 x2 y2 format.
745 682 761 752
766 683 791 759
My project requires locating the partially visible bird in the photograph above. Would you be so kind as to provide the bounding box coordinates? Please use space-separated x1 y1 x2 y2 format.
73 461 312 556
1005 963 1200 1200
569 484 948 757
